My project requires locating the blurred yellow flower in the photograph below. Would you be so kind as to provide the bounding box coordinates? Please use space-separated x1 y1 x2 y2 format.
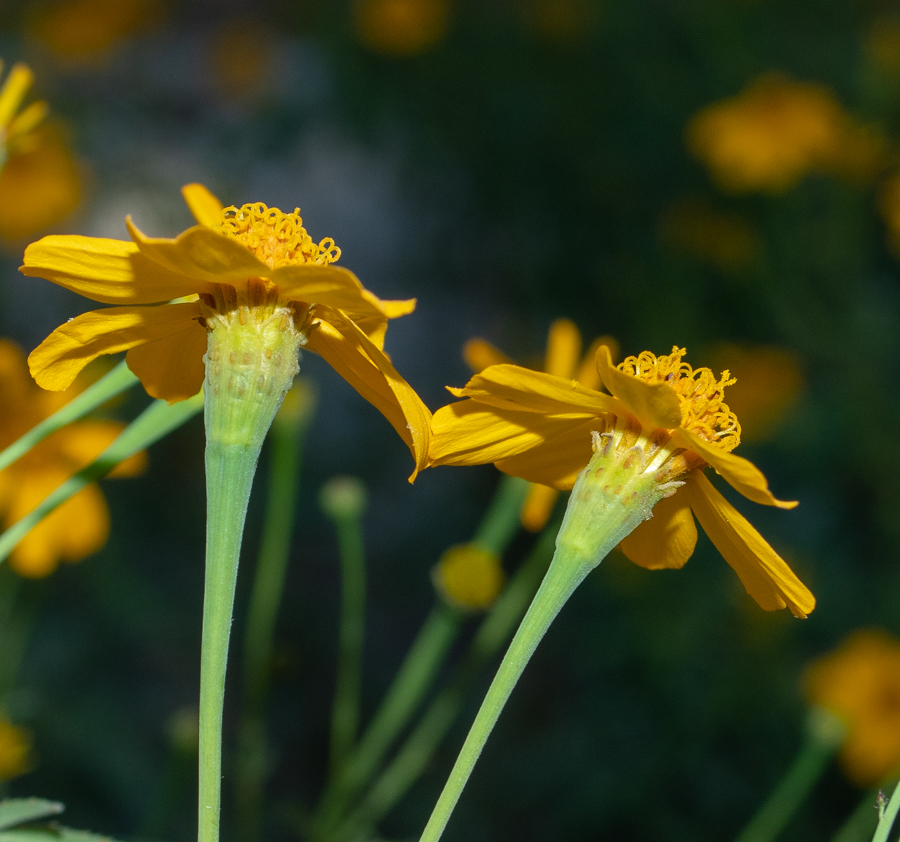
354 0 450 56
207 19 276 103
27 0 165 66
433 544 504 611
0 126 82 243
0 61 48 167
659 201 760 271
686 75 879 193
21 184 431 477
0 716 31 780
705 343 804 441
805 629 900 786
865 16 900 79
0 340 146 578
430 345 814 616
464 319 617 532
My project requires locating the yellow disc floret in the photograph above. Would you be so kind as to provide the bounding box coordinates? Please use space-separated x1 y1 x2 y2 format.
213 202 341 269
618 346 741 452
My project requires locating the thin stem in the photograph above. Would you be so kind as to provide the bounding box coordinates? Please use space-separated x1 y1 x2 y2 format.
199 441 261 842
324 481 368 777
333 525 557 842
872 777 900 842
734 708 844 842
472 475 530 554
417 541 595 842
237 386 315 842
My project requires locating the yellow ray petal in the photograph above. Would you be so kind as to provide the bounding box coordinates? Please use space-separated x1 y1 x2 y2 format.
429 401 580 468
685 471 815 617
463 338 513 373
494 417 599 490
619 492 697 570
126 217 269 283
21 235 210 304
269 263 405 319
544 318 581 379
596 345 683 429
125 317 207 403
520 483 560 532
672 427 798 509
52 420 146 477
28 301 203 391
7 100 48 142
0 64 33 128
305 311 431 479
455 364 621 417
182 183 224 227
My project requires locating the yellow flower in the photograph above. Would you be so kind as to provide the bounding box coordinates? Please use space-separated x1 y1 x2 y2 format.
27 0 165 67
429 345 814 617
433 543 504 611
0 126 82 243
0 340 145 578
463 318 617 531
21 184 431 477
686 75 856 194
0 61 48 165
354 0 450 56
0 716 31 780
805 629 900 786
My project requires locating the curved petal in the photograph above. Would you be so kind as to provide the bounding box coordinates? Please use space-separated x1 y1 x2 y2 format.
520 483 560 532
495 417 599 489
182 183 224 227
429 400 581 468
454 364 622 417
596 345 683 429
619 492 697 570
685 471 815 618
20 235 210 304
269 263 407 319
463 338 513 373
52 420 147 477
544 318 582 379
28 301 203 391
125 317 207 403
126 217 269 283
672 427 798 509
305 311 430 480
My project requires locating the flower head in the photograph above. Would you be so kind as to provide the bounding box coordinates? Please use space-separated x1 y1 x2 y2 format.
22 184 430 477
0 340 145 577
805 629 900 786
0 716 31 780
0 61 48 167
429 345 814 617
433 543 504 611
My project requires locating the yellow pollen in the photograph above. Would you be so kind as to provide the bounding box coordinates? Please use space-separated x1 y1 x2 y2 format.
213 202 341 270
618 346 741 451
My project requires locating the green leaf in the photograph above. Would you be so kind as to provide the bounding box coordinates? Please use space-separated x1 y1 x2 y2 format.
0 801 63 832
0 362 139 475
0 390 204 565
0 827 122 842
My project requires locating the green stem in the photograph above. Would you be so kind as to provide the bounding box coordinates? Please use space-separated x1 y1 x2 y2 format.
333 525 557 842
872 777 900 842
199 440 261 842
324 480 369 777
472 475 530 554
734 708 845 842
237 385 315 842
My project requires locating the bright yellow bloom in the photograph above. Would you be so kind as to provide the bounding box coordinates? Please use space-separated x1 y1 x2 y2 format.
429 345 814 617
0 61 48 164
805 629 900 786
0 340 145 577
463 318 616 531
21 184 430 476
433 543 504 611
354 0 450 56
686 75 866 194
0 716 31 780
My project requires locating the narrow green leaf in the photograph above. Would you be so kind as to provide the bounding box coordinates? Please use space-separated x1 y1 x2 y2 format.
0 801 63 831
0 362 139 474
0 391 204 565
